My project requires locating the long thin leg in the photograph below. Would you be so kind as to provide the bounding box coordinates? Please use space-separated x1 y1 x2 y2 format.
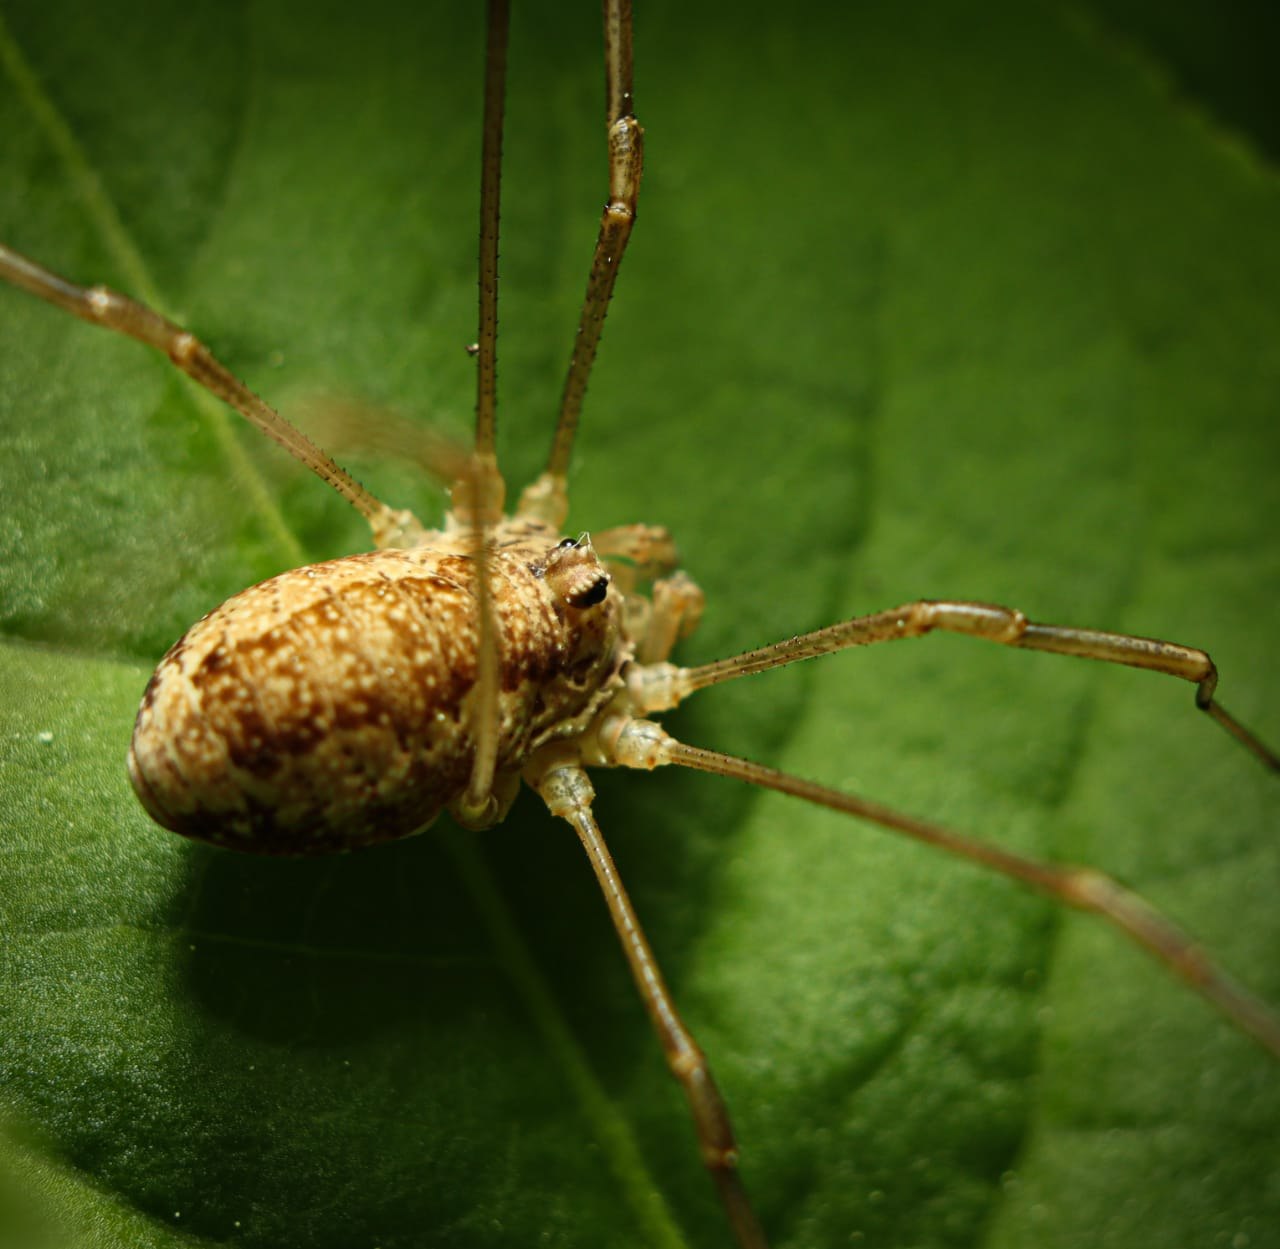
667 599 1279 770
533 762 769 1249
459 0 513 820
0 243 423 549
600 714 1280 1059
519 0 642 527
473 0 508 465
456 448 505 825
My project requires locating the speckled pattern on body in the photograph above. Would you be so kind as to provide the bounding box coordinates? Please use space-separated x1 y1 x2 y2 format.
127 520 627 854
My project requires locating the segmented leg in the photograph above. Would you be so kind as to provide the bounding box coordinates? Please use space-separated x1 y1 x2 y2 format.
0 243 424 550
672 599 1279 769
518 0 642 527
532 762 769 1249
639 574 707 664
593 523 681 579
472 0 508 463
460 0 513 822
600 714 1280 1058
454 444 507 826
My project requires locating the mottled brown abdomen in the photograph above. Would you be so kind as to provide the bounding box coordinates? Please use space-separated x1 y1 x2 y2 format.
128 536 623 854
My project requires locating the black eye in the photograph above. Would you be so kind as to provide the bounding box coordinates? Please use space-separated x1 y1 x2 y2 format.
570 574 609 608
557 537 579 549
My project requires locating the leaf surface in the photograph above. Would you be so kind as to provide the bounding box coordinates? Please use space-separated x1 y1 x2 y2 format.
1 3 1277 1248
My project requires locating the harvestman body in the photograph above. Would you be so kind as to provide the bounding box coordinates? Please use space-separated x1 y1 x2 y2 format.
2 2 1278 1246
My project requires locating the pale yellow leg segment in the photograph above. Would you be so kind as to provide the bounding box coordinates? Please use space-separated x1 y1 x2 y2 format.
532 762 769 1249
593 525 704 662
593 523 680 581
638 574 706 664
456 452 506 826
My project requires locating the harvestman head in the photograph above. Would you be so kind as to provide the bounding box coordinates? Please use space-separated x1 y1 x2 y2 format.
1 2 1278 1247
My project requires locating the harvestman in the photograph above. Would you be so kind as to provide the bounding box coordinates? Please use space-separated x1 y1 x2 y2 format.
2 2 1278 1246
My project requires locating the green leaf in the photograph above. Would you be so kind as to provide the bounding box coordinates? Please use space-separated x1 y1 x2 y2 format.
1 3 1277 1248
